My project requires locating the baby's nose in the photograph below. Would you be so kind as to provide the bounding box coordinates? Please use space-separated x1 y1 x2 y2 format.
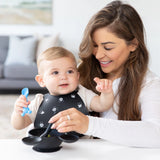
60 74 67 80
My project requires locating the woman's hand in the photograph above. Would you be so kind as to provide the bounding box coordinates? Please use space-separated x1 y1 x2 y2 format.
48 108 89 134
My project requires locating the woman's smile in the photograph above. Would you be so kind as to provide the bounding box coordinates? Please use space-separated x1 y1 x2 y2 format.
99 60 113 67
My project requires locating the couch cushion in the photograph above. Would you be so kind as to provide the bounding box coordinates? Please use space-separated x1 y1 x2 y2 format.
0 79 41 90
4 36 37 65
0 36 9 63
4 63 38 79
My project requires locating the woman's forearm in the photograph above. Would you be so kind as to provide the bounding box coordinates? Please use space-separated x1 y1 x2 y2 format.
85 116 160 148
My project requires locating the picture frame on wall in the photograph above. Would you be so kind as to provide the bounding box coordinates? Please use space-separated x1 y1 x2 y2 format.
0 0 52 25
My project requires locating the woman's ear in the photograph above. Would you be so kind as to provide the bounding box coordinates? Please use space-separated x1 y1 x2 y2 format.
35 75 45 87
130 38 138 52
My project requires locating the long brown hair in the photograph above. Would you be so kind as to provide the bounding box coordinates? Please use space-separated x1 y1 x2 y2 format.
78 1 149 120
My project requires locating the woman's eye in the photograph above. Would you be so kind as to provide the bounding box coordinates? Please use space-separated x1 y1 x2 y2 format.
67 70 74 74
104 47 112 51
52 71 59 75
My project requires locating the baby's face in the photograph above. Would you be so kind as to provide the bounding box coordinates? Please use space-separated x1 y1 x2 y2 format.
41 57 79 95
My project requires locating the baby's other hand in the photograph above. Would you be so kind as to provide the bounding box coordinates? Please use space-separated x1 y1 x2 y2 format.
14 95 30 115
94 77 112 93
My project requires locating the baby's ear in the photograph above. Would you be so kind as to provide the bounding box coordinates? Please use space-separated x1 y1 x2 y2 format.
35 75 45 87
77 72 80 79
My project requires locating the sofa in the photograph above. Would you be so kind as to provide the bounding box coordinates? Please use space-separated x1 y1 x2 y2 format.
0 34 59 92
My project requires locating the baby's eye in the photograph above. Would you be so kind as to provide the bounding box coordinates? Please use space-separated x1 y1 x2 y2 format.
52 71 59 75
67 70 74 74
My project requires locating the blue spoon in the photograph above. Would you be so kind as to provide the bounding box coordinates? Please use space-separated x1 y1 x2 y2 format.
21 88 32 117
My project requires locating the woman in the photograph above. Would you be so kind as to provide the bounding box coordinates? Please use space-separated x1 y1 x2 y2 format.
49 0 160 147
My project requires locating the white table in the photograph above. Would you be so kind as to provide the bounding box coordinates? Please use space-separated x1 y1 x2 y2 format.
1 139 160 160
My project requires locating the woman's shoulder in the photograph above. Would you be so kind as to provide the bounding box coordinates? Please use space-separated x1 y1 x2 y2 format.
143 70 160 83
142 70 160 88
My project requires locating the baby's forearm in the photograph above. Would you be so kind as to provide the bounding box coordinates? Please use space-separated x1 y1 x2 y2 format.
90 92 114 112
100 92 114 110
11 111 31 130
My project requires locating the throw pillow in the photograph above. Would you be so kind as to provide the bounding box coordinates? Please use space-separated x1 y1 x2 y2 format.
36 34 59 59
5 36 37 65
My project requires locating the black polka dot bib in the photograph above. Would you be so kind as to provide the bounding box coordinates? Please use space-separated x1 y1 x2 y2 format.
34 90 89 129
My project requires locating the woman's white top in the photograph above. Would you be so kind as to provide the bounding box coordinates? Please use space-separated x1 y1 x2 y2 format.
85 70 160 147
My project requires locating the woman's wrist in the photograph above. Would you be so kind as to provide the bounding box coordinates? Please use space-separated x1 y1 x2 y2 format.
84 115 93 135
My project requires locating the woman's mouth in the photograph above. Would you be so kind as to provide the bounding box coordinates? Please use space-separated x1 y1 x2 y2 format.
100 60 112 67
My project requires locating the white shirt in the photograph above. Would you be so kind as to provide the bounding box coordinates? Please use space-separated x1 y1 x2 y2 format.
85 70 160 147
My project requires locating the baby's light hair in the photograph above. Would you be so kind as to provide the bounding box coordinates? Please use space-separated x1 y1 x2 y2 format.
37 47 77 74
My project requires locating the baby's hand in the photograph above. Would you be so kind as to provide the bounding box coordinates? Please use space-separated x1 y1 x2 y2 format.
14 95 30 115
94 77 112 93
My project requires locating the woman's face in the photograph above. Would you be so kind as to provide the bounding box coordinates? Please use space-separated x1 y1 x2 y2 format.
92 27 136 80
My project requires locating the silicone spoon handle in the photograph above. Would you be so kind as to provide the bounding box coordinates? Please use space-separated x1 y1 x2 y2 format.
40 123 52 138
21 88 32 116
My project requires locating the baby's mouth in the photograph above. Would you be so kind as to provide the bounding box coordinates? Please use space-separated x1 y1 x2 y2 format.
59 84 69 87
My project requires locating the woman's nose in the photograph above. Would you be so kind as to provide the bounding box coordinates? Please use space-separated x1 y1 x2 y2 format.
94 47 106 59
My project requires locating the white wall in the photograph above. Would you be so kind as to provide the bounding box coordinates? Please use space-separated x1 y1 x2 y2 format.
0 0 160 76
